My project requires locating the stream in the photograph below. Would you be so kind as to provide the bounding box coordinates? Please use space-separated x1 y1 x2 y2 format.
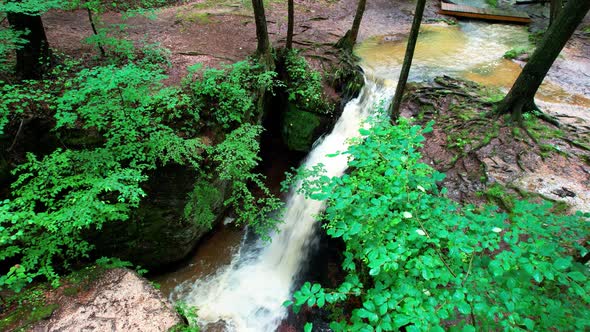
158 21 590 332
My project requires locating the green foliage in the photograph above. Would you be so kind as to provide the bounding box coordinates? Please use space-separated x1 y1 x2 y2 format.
503 46 528 60
55 63 202 167
0 79 54 135
207 123 283 238
0 27 27 74
1 63 202 291
485 0 498 8
184 179 222 230
284 49 333 114
186 60 277 129
0 0 65 15
84 24 135 58
1 59 282 291
286 115 590 331
171 302 200 332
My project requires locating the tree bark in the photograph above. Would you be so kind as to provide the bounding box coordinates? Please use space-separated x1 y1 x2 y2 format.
496 0 590 123
335 0 366 50
6 12 50 79
349 0 366 46
549 0 562 26
389 0 426 118
251 0 273 68
286 0 294 50
87 8 106 57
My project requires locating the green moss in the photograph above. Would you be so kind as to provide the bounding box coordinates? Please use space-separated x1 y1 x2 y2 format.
0 290 59 331
282 106 322 152
485 183 515 211
28 304 58 322
62 286 80 296
484 183 572 214
176 11 212 24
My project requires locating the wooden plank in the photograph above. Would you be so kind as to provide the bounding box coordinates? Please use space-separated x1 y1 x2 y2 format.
440 2 532 23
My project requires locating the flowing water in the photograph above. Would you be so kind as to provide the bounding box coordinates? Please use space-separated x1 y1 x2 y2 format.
172 78 395 331
166 22 590 332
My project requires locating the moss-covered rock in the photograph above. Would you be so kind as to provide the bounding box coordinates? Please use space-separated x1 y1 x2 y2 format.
91 165 231 269
281 104 323 152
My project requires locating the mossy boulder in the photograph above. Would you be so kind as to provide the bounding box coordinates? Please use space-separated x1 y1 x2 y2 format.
281 104 323 152
91 165 230 269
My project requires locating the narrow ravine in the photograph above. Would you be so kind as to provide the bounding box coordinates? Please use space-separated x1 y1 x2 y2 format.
168 21 590 332
171 77 396 331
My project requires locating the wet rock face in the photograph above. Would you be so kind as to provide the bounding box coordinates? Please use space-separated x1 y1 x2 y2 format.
91 165 231 270
31 268 181 332
281 102 339 153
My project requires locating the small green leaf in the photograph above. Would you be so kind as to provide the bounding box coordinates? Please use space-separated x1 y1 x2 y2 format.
554 257 571 270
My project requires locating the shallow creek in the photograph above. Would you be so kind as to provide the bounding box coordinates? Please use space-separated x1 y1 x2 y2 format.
155 21 589 331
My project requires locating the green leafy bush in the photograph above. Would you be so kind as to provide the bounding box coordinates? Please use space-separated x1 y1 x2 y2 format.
1 60 283 291
1 63 204 291
171 302 200 332
0 79 54 135
285 115 589 331
186 60 277 129
284 50 333 114
0 28 27 74
207 123 283 238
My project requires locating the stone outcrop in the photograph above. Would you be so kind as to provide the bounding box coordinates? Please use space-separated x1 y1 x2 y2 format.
32 268 181 332
92 167 231 270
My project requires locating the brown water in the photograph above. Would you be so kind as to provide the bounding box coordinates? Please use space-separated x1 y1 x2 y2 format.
154 223 244 297
355 22 590 108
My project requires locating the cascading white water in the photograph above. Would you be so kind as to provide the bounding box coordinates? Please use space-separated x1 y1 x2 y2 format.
170 21 553 332
172 76 396 332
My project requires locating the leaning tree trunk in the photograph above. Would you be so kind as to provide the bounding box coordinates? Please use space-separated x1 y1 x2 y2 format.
389 0 426 118
336 0 366 50
251 0 274 69
87 8 106 57
286 0 294 50
549 0 562 26
6 12 50 79
496 0 590 124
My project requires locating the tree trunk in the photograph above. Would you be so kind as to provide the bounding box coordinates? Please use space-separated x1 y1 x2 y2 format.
286 0 294 50
496 0 590 123
336 0 366 50
549 0 562 26
87 8 106 57
389 0 426 118
6 12 50 79
251 0 273 68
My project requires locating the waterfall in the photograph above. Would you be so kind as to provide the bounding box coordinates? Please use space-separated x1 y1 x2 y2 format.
172 75 396 331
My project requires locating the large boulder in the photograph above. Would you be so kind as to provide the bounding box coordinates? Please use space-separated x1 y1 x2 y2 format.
31 268 181 331
92 165 231 269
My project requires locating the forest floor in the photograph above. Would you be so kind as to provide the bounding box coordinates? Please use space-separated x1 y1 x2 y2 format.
41 0 590 89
